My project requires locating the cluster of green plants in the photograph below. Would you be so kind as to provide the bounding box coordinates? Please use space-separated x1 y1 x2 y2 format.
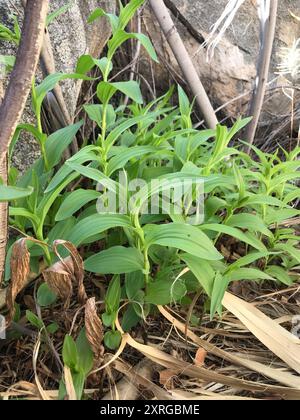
1 0 300 399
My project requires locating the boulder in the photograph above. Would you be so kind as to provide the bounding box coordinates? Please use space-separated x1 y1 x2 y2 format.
0 0 115 171
143 0 300 128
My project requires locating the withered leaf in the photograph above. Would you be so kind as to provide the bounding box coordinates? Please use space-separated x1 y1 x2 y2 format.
159 369 178 390
42 257 73 309
52 240 87 304
85 297 104 366
6 238 30 324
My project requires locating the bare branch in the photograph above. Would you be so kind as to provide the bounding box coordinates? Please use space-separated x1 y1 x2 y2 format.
149 0 218 129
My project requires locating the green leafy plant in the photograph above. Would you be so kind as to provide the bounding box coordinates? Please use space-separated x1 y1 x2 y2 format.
2 0 300 395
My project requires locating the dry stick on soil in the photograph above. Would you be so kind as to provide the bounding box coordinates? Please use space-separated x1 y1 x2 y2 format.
0 0 49 285
245 0 278 150
149 0 218 129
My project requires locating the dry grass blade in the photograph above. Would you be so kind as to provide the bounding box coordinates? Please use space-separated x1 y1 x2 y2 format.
42 257 73 309
53 240 87 304
64 366 77 401
158 306 300 389
104 359 160 400
222 291 300 374
6 238 30 324
85 297 104 367
124 333 300 399
33 332 51 401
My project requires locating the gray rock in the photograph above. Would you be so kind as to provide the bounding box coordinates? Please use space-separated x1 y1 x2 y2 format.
0 0 115 172
143 0 300 129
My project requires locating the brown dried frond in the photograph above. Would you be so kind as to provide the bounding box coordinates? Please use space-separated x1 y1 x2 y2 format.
42 257 73 309
52 240 87 304
6 238 30 324
85 297 104 366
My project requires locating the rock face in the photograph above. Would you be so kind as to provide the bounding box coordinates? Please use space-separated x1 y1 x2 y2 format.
0 0 114 171
143 0 300 125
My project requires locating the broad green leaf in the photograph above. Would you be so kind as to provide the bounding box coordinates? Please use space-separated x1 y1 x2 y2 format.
145 223 223 261
34 73 92 114
56 189 100 221
106 275 121 313
47 217 76 244
10 123 47 158
178 85 191 118
227 117 252 142
125 271 144 300
84 104 102 126
76 54 96 74
265 266 294 286
145 278 187 305
104 330 122 350
108 30 158 63
0 185 33 202
65 162 119 194
36 172 78 237
115 81 144 104
45 122 83 169
9 207 40 227
228 268 274 282
226 251 270 271
181 254 215 296
76 328 94 375
242 193 284 207
122 304 141 332
107 146 158 176
105 110 167 150
97 81 117 104
199 224 267 251
62 335 78 371
265 208 300 225
275 243 300 263
226 213 272 237
26 310 44 330
72 372 86 400
210 272 229 319
45 146 99 193
119 0 144 29
68 214 132 247
88 8 119 32
37 283 57 307
85 246 144 274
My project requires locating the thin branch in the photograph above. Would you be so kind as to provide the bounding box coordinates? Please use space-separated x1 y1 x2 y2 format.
245 0 278 150
0 0 49 284
149 0 218 129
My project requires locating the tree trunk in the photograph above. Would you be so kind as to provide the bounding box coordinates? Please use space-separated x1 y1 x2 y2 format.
0 0 49 285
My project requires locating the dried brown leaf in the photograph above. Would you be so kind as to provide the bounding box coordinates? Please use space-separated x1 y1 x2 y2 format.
159 369 178 390
85 297 104 366
194 348 207 367
42 257 73 309
53 240 87 304
6 238 30 324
